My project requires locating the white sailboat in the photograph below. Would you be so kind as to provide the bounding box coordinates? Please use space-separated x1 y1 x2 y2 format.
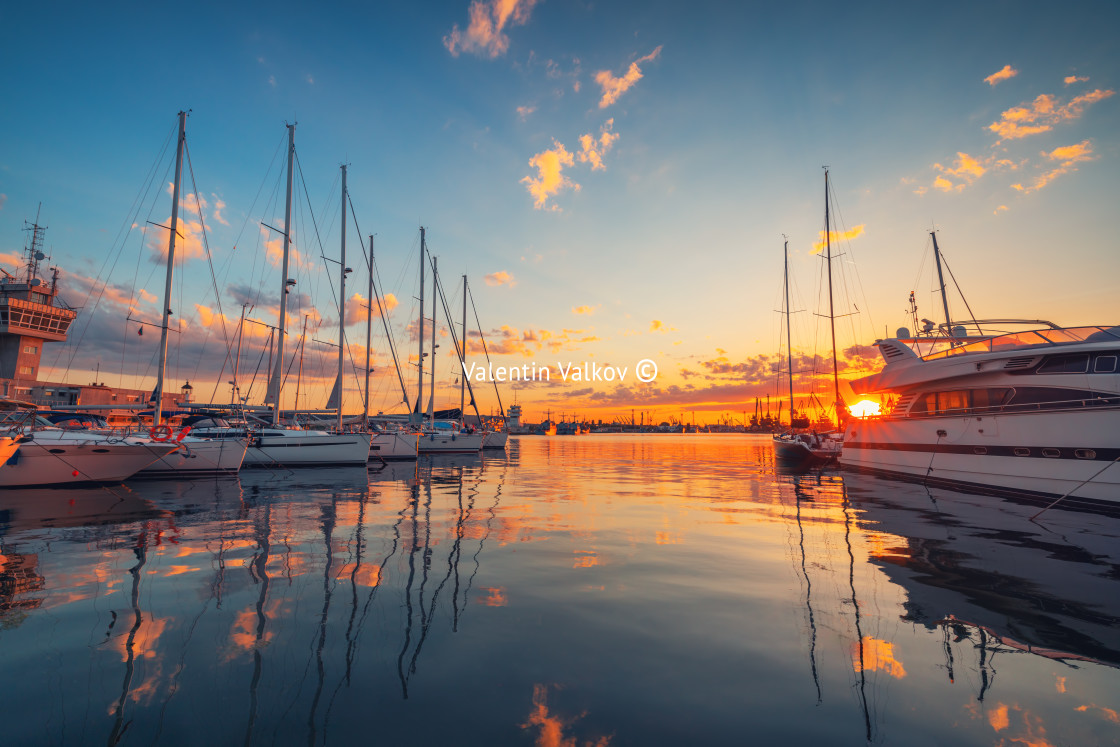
134 110 249 477
242 131 372 467
0 401 179 486
361 233 417 461
415 232 485 454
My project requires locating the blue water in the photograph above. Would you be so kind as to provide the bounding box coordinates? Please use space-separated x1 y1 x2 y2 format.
1 435 1117 745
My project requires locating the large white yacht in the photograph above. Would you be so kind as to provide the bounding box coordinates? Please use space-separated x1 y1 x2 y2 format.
838 323 1120 509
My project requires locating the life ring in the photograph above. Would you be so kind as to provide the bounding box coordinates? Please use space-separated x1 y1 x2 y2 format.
175 426 192 443
150 424 173 442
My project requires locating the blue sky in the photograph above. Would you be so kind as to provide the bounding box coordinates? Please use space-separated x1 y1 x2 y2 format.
2 0 1117 421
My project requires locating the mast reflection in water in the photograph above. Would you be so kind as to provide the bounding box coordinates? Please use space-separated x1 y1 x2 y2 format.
0 435 1118 745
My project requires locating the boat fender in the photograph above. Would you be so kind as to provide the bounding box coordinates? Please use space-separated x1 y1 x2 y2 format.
150 424 173 442
175 426 192 443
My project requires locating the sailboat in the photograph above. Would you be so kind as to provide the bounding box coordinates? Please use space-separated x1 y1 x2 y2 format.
773 171 845 467
0 399 180 486
461 275 508 449
361 233 417 461
241 128 372 467
133 111 249 477
413 230 485 454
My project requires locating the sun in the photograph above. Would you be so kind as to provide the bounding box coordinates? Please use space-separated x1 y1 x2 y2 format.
849 400 881 418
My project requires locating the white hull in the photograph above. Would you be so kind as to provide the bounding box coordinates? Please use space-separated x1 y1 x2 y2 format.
369 431 418 461
482 431 508 449
0 431 179 487
243 431 373 467
136 437 249 477
417 431 486 453
840 408 1120 504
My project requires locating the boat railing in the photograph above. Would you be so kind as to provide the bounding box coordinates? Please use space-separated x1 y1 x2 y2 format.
919 325 1120 361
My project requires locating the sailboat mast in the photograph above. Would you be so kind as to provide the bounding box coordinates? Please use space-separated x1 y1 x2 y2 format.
364 235 373 423
295 315 308 412
824 169 842 426
428 255 437 422
460 274 467 416
417 227 425 423
233 303 249 406
783 238 794 428
271 123 296 427
154 110 187 428
931 230 952 334
338 164 348 432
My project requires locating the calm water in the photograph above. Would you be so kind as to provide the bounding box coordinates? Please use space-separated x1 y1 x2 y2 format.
1 435 1118 746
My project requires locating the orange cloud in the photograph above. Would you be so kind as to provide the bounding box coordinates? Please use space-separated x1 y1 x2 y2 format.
572 305 598 315
984 64 1018 86
932 152 988 192
193 303 229 328
484 270 516 287
993 204 1009 215
1064 75 1089 86
812 224 865 253
1012 139 1096 193
444 0 539 58
594 46 662 108
988 89 1115 141
522 141 578 210
577 119 619 171
649 319 675 333
517 105 536 120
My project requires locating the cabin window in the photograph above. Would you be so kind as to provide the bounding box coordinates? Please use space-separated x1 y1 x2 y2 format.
1094 355 1117 373
1075 449 1097 459
936 390 970 415
1037 354 1089 374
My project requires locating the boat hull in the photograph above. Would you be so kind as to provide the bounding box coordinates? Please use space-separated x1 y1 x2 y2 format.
243 432 373 467
136 437 249 477
482 431 508 449
369 431 418 461
0 434 179 487
417 431 486 453
773 434 840 468
839 408 1120 507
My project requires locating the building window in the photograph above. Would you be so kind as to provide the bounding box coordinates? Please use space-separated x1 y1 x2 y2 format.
19 366 33 375
23 345 38 354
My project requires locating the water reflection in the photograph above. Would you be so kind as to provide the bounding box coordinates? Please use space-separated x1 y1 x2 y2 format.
0 436 1117 745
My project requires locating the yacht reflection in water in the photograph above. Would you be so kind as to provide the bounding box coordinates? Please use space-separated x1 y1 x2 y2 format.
841 473 1120 673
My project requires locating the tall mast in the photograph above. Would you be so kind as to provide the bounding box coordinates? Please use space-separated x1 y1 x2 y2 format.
295 315 308 412
338 164 348 432
416 227 425 423
824 169 842 427
783 238 794 428
233 303 250 406
460 274 467 416
154 110 187 428
269 123 296 426
931 230 952 334
428 255 437 423
364 235 374 423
